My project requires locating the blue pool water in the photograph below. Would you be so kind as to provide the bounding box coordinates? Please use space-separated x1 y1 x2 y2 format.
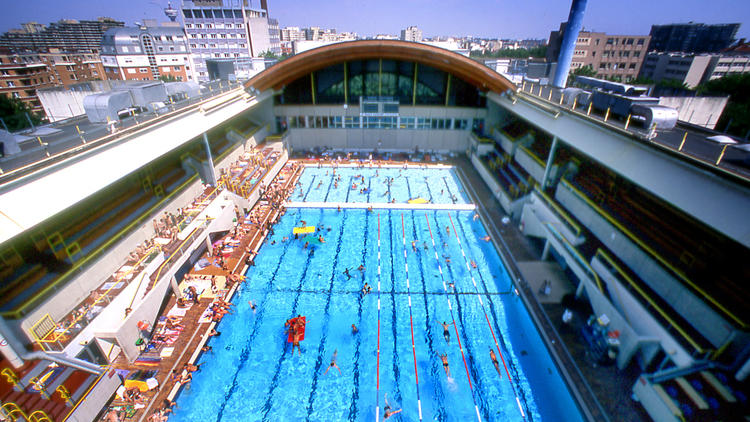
291 167 468 204
170 167 583 421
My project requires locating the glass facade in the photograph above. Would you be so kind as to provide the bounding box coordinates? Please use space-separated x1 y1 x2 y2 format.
283 116 473 131
277 59 486 107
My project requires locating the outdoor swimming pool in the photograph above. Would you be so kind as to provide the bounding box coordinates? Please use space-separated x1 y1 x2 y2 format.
291 166 468 204
170 168 583 422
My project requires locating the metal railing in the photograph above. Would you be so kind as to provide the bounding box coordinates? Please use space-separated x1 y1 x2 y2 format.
2 174 199 319
543 222 604 293
29 245 162 352
560 178 747 328
594 249 709 355
0 81 244 182
534 186 583 238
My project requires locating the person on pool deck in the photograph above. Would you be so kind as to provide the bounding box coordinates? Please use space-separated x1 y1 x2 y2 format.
383 393 402 420
438 353 451 377
489 348 502 377
438 321 451 343
323 349 341 375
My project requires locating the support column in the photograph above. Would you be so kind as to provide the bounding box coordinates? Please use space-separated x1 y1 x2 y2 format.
541 239 551 260
541 136 559 189
205 236 214 256
202 132 217 186
170 275 182 298
552 0 588 88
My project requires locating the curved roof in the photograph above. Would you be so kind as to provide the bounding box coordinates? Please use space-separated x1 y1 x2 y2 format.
245 40 517 94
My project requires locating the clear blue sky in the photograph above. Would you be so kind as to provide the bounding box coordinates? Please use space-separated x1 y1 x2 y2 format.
2 0 749 40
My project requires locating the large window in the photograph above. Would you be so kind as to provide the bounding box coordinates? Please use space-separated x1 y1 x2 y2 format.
276 59 485 107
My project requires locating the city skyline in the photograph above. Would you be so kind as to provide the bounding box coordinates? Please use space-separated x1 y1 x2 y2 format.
2 0 750 42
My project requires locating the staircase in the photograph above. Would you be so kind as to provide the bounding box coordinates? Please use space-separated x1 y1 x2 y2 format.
1 359 100 422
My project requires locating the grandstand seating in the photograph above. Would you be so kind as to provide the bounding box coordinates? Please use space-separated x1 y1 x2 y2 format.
568 160 750 324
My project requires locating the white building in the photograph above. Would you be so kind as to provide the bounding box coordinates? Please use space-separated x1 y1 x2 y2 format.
400 26 423 42
180 0 280 82
640 52 750 88
100 22 194 82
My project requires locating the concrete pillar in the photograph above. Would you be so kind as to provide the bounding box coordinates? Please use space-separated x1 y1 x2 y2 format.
205 236 214 256
541 136 559 189
202 132 217 186
541 239 551 261
0 329 24 369
170 275 182 298
552 0 588 88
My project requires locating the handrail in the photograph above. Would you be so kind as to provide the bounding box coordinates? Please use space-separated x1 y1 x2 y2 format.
470 132 494 144
0 82 242 186
3 174 198 319
544 222 604 294
560 178 747 328
126 187 221 309
28 410 53 422
594 249 708 354
1 402 28 421
61 367 109 421
31 245 162 351
534 187 582 238
518 144 546 167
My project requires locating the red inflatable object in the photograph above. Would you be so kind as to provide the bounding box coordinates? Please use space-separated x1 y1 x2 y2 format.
285 316 307 343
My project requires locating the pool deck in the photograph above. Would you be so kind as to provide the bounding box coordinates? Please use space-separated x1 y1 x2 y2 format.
103 153 647 422
453 155 650 422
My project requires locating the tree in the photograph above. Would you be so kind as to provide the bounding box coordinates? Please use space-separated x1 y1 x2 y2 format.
572 65 597 77
698 73 750 137
158 74 178 82
259 50 290 61
470 46 547 59
0 94 42 132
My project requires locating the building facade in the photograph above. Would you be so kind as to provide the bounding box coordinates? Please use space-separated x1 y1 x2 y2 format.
0 49 105 115
547 23 650 82
181 0 280 82
0 18 124 54
400 26 423 42
648 23 740 54
640 51 750 88
100 23 193 82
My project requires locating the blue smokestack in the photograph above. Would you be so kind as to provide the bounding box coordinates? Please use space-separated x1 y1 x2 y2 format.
552 0 588 88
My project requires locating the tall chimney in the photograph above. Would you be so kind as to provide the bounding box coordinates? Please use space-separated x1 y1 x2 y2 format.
260 0 268 12
552 0 588 88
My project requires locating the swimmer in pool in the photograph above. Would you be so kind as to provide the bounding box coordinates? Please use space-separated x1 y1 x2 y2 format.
489 348 502 377
383 393 402 420
438 320 451 343
439 352 451 377
323 349 341 375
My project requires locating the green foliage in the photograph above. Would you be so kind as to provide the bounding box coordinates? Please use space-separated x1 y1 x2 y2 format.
572 65 597 77
0 94 42 132
629 76 654 85
656 78 692 91
158 74 178 82
698 73 750 137
470 45 547 59
259 50 290 61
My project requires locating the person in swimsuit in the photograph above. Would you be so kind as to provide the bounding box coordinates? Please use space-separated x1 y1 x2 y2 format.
438 321 451 343
439 352 451 377
248 300 257 314
351 324 358 334
343 268 352 279
489 348 502 376
323 349 341 375
383 393 402 420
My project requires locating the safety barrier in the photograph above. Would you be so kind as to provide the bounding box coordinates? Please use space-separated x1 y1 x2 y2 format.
594 249 709 355
544 222 604 294
29 245 162 352
560 178 746 328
